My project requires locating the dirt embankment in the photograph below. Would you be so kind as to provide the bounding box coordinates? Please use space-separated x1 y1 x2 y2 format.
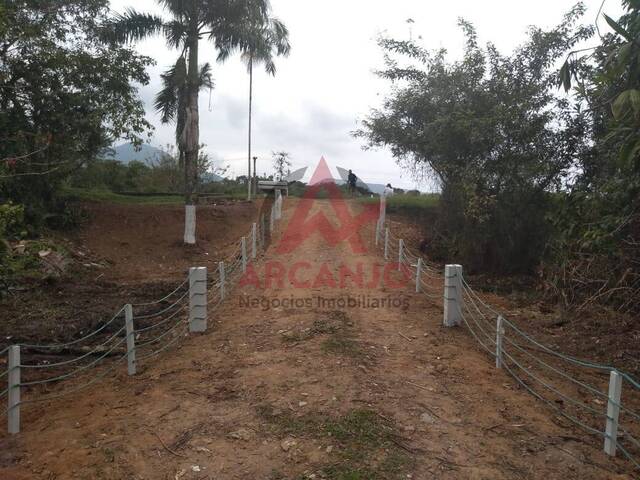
0 201 261 347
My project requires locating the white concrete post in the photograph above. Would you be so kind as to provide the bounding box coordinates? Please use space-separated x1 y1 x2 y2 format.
384 228 390 260
189 267 207 333
184 205 196 244
124 304 136 376
375 218 381 246
252 223 257 259
380 196 387 225
604 371 623 456
275 190 282 220
7 346 20 434
398 239 404 271
270 204 275 232
443 264 463 327
219 261 225 301
241 237 247 273
496 316 504 368
415 258 422 293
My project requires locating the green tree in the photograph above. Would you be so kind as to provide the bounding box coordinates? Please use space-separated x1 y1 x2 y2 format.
104 0 287 244
0 0 153 221
549 1 640 312
357 6 592 273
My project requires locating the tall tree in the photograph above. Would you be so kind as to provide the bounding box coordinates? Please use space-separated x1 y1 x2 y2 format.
218 16 290 200
356 6 592 273
104 0 284 244
154 56 213 175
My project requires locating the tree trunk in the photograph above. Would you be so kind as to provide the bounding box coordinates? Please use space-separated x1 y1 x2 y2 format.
247 54 253 201
182 32 200 245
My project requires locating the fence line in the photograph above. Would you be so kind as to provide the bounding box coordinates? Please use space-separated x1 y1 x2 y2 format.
1 199 283 434
375 207 640 471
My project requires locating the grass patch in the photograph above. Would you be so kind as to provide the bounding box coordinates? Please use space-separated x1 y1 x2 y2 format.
321 336 362 358
60 187 184 205
281 318 343 344
257 406 414 480
359 193 440 220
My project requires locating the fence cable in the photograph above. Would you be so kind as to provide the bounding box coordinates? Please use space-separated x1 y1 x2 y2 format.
131 277 188 307
18 307 126 350
19 327 127 387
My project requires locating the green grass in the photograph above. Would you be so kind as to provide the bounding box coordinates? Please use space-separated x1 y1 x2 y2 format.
360 193 440 209
321 336 363 358
257 406 414 480
61 187 184 205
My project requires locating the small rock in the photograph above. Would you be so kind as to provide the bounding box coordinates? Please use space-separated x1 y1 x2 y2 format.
281 437 297 451
420 412 436 424
298 401 308 407
228 428 253 441
325 445 333 453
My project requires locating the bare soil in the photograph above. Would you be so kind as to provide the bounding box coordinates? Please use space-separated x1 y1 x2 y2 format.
0 201 261 348
0 199 635 479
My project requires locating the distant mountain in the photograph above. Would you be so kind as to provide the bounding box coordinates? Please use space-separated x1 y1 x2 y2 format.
103 143 166 165
103 143 224 182
201 171 225 183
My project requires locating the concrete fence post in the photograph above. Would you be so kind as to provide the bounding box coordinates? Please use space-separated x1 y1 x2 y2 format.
605 371 623 456
252 223 257 259
275 191 282 220
189 267 207 333
415 258 422 293
270 204 275 233
496 316 504 368
219 261 225 300
380 196 386 225
443 264 463 327
124 304 136 376
375 219 381 246
241 237 247 273
7 345 20 434
384 228 390 260
398 239 404 271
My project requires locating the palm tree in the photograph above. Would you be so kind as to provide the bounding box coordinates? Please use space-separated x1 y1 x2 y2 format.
154 56 213 173
219 16 290 200
104 0 280 244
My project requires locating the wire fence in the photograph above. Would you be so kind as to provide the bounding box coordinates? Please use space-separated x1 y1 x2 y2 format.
0 200 282 433
375 215 640 471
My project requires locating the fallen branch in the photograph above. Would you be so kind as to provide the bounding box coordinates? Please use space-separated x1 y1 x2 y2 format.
398 332 413 342
151 431 186 458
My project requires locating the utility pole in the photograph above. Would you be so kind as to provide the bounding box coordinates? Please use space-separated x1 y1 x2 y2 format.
252 156 258 198
247 54 253 201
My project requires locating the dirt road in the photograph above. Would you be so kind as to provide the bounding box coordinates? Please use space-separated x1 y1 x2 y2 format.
0 199 632 479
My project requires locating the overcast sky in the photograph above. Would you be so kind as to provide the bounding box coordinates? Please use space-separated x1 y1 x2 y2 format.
110 0 618 191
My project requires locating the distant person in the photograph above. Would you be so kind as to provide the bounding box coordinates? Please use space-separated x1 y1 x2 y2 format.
383 183 394 197
347 169 357 196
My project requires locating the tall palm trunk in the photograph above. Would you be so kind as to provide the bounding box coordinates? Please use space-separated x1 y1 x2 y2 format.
183 30 200 244
247 54 253 201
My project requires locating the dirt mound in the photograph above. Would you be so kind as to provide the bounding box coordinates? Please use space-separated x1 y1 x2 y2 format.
74 201 260 283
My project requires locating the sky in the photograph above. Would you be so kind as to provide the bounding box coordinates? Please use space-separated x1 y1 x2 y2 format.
110 0 619 191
